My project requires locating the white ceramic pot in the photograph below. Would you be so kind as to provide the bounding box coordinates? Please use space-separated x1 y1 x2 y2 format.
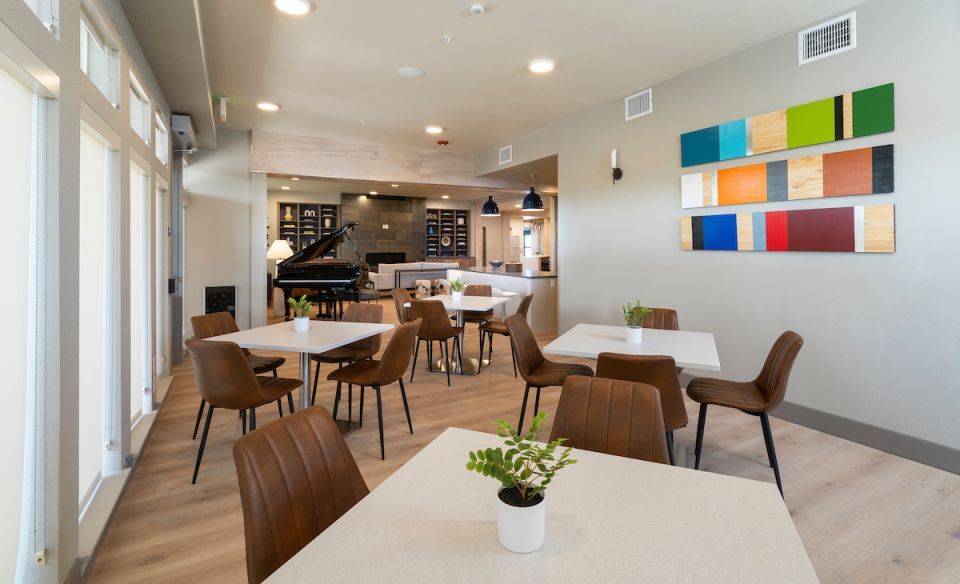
496 490 545 553
625 325 644 343
452 291 463 302
294 316 310 332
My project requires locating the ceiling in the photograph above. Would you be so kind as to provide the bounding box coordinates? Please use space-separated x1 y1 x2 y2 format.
183 0 861 153
266 175 529 203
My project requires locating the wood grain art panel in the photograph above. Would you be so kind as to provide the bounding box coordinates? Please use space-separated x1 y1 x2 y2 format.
736 213 754 251
863 204 896 252
751 109 787 154
842 93 853 140
703 171 716 207
788 155 824 200
680 216 693 250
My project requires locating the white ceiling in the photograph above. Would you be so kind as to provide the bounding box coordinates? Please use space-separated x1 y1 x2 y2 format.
265 175 529 203
192 0 861 153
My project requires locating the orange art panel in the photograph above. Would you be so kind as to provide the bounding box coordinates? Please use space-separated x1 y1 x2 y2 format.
717 163 767 206
823 147 873 197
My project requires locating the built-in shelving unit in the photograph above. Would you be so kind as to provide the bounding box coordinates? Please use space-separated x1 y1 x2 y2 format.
277 202 340 257
426 208 470 258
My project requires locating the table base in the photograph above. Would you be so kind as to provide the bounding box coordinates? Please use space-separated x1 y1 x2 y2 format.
431 357 490 375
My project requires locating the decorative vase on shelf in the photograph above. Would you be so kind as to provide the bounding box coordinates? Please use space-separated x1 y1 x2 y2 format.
324 217 332 228
496 487 545 553
294 316 310 332
284 206 294 221
625 326 643 344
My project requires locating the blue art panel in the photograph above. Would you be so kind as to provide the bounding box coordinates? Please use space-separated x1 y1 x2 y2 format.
702 214 738 250
752 212 767 251
718 120 747 160
681 126 720 167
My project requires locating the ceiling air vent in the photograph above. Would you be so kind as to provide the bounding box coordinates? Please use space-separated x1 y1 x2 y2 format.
499 145 512 165
798 12 856 65
625 88 652 121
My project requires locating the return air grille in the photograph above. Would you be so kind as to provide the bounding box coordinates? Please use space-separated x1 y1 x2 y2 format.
498 145 512 165
798 12 856 65
625 88 652 121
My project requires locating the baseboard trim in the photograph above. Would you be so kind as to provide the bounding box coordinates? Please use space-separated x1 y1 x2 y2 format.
774 401 960 475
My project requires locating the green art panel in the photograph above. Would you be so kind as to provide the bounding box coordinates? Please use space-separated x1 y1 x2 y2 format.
852 83 895 137
786 97 835 148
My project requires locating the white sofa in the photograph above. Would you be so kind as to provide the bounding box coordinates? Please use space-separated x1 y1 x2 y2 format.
369 261 452 291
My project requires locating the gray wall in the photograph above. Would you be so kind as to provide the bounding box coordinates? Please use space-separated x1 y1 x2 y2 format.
475 0 960 454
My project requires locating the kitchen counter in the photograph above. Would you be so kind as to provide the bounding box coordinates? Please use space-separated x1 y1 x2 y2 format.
457 267 557 279
446 268 557 333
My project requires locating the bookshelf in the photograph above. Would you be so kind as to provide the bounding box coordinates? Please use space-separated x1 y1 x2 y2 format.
426 208 470 258
277 202 340 257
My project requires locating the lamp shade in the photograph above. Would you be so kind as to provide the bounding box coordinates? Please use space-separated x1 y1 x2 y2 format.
267 239 295 260
481 195 500 216
522 186 544 212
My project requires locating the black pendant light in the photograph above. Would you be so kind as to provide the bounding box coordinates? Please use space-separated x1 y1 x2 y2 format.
481 195 500 216
522 174 544 212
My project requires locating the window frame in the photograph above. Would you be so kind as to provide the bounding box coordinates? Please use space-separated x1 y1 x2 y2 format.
128 72 151 145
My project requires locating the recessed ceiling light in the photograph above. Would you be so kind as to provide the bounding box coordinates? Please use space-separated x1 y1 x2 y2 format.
397 66 426 79
470 4 485 16
391 184 399 188
257 101 280 112
369 191 378 195
291 177 300 181
281 186 291 190
274 0 312 16
426 125 444 134
441 195 450 199
528 59 555 74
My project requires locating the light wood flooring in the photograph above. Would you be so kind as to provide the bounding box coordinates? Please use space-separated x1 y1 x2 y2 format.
87 300 960 583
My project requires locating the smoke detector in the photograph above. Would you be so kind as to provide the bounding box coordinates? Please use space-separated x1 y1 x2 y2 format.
440 33 454 45
470 4 485 15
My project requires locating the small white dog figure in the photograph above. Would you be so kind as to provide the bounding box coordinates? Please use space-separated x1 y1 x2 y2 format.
415 280 432 299
434 279 450 296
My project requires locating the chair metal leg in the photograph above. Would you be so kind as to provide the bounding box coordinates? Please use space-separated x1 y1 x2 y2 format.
666 431 675 466
272 369 278 378
311 361 321 405
249 407 256 431
444 339 451 386
760 413 784 497
398 378 413 434
359 386 365 428
332 381 342 420
427 341 434 372
193 399 206 440
287 392 295 414
192 405 215 484
479 329 485 368
694 404 707 470
533 386 542 417
240 408 246 436
410 339 421 382
348 384 353 422
510 344 518 378
277 399 284 418
518 384 531 434
375 385 385 460
455 336 463 372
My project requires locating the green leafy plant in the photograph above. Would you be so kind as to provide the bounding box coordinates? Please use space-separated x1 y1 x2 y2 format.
450 279 465 293
622 299 652 327
465 412 576 504
287 294 313 318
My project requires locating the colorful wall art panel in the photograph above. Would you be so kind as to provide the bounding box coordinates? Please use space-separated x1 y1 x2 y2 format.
680 145 893 209
679 83 894 167
680 204 894 253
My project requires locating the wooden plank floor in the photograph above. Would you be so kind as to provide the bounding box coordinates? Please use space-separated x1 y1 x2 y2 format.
87 300 960 583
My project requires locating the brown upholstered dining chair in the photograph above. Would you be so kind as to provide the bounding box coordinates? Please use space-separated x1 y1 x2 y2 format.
310 303 384 407
234 407 369 584
505 313 594 434
391 288 413 323
642 308 680 331
686 330 804 496
327 319 421 460
479 294 533 377
462 284 494 326
550 376 669 464
190 312 291 440
409 300 462 386
595 353 687 465
185 338 302 484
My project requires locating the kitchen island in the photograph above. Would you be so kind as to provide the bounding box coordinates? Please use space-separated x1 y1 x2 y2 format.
446 267 557 333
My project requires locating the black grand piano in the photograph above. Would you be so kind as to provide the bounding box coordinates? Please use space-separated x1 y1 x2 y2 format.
274 222 362 320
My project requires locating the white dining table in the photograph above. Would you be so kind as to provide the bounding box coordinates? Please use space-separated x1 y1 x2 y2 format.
265 427 818 583
406 294 510 374
208 319 394 414
543 323 721 372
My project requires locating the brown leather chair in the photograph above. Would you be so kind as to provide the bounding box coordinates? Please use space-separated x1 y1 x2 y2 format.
391 288 413 323
310 303 384 407
505 313 594 433
409 300 462 386
550 376 669 464
462 284 494 325
687 331 804 496
327 319 422 460
185 338 302 484
191 312 291 440
595 353 687 465
642 308 680 331
234 407 368 584
479 294 533 377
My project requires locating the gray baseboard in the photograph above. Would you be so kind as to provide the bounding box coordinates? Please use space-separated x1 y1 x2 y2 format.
774 401 960 475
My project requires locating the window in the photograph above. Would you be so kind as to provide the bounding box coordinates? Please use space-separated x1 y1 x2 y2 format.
129 74 151 145
80 14 119 105
22 0 58 33
129 162 151 423
154 112 169 165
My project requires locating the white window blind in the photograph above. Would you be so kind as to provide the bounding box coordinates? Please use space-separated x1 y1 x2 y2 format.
129 75 151 145
81 15 118 105
154 112 169 165
22 0 58 34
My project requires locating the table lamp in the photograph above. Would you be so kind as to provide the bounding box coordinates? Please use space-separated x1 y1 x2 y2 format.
267 239 294 276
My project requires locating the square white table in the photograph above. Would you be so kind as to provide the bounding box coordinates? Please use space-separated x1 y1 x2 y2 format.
543 323 721 372
208 319 394 415
266 427 817 583
406 294 510 374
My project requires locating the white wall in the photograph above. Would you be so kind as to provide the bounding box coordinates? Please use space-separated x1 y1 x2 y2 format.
475 0 960 453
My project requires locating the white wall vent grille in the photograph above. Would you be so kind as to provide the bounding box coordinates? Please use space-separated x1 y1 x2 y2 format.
498 145 512 165
625 88 653 121
798 12 856 65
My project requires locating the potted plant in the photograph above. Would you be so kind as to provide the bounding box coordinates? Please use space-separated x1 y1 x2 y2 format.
466 413 576 553
622 299 652 343
450 279 465 302
287 294 313 331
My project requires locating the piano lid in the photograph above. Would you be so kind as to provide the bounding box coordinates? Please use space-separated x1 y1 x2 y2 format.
279 222 359 267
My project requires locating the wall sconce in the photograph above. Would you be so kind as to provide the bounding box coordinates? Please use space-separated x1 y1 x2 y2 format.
612 148 623 184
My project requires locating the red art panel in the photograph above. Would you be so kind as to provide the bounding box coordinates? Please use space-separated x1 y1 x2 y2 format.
786 207 855 252
766 211 789 251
